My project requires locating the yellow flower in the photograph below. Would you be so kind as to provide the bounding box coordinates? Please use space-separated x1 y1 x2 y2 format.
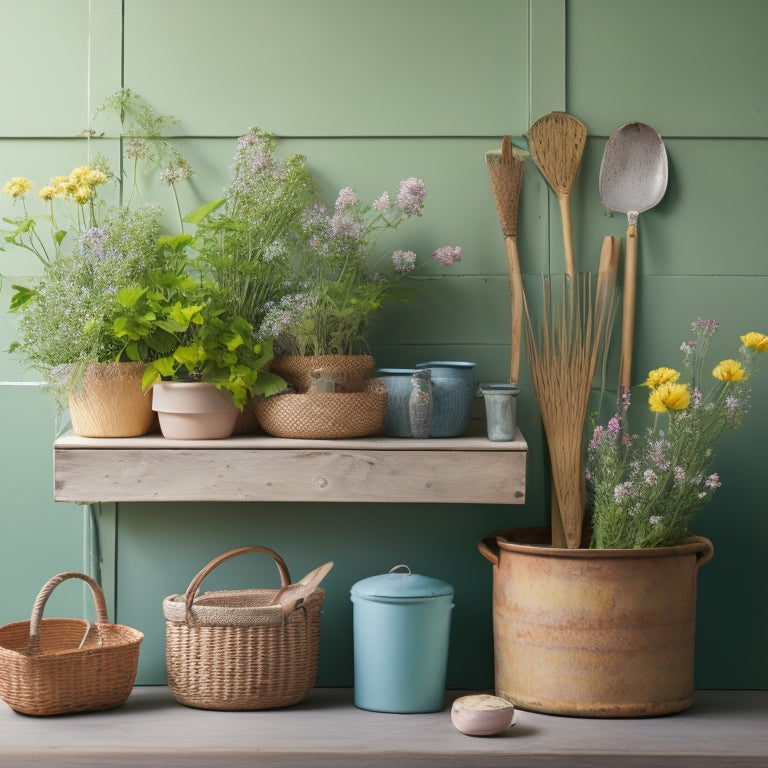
643 366 681 389
72 185 92 204
50 175 74 198
712 359 744 382
86 169 107 186
37 185 56 201
648 382 691 413
2 176 33 197
741 332 768 353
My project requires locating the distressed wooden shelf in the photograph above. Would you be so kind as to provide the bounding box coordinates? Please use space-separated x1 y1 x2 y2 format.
53 431 527 504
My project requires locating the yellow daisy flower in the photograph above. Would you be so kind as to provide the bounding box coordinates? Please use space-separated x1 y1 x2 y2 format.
643 366 681 389
86 169 107 186
712 359 744 382
37 185 56 201
741 332 768 353
72 185 92 204
2 176 33 198
648 382 691 413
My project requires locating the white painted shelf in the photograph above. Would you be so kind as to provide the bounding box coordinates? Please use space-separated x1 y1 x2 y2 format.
53 431 527 504
0 687 765 768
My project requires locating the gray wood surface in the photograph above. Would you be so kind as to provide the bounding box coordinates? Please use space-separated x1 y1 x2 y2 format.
53 434 528 504
0 688 765 767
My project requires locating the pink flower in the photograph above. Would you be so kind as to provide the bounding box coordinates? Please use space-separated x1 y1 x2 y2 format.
335 186 359 211
395 177 426 216
431 245 462 267
372 191 391 211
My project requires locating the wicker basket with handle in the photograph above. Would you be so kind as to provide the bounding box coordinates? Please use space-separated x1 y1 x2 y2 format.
163 545 332 711
0 572 143 716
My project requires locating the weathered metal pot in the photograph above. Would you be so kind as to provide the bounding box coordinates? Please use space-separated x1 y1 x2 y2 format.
478 527 714 718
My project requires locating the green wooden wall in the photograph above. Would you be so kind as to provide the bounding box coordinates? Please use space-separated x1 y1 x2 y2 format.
0 0 765 689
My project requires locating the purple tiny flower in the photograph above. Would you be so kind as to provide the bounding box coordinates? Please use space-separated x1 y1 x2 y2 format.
431 245 462 267
644 469 658 485
649 515 663 526
395 177 426 216
334 186 359 211
392 250 417 275
589 425 604 449
607 415 621 436
613 481 633 502
725 395 740 410
372 191 391 211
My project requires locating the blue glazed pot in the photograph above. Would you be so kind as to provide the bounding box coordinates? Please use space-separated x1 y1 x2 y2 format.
415 361 476 437
376 368 420 437
350 566 454 713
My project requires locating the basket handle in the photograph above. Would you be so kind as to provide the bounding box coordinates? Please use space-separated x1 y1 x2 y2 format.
28 572 109 651
183 545 292 616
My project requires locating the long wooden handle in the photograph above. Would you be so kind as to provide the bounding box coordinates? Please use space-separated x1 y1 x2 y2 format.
504 236 524 386
559 195 576 277
619 224 638 391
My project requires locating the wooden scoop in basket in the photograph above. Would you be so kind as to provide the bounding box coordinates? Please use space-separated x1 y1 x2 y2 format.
270 561 334 615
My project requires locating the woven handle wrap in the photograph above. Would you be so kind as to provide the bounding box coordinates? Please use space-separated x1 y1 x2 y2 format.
29 572 109 644
183 545 292 619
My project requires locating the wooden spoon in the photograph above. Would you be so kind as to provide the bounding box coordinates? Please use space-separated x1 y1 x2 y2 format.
527 112 588 277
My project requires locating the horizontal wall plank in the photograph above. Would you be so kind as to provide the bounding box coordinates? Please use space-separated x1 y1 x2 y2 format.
567 0 768 137
123 0 529 137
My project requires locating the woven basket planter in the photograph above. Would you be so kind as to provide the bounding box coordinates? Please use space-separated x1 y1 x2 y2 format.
0 572 143 716
163 546 331 711
255 379 387 439
270 354 376 393
68 362 153 437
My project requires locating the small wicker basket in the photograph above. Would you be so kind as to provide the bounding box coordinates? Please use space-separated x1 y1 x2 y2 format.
163 545 332 711
0 572 143 716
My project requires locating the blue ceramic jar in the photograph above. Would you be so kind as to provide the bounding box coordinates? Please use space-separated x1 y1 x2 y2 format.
415 361 476 437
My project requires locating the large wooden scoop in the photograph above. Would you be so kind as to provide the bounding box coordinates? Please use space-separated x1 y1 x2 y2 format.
527 112 587 277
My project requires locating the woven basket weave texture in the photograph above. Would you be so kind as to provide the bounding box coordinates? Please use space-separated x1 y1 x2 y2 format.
0 572 143 716
163 546 327 711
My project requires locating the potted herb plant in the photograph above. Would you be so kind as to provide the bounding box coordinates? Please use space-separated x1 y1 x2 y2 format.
109 235 285 440
2 90 197 437
253 178 461 438
480 319 767 717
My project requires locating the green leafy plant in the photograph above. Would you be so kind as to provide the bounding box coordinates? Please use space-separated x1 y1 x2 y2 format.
587 320 767 548
109 235 285 408
186 127 320 326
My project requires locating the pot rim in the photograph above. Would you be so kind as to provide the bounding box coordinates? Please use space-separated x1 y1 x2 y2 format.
488 526 713 562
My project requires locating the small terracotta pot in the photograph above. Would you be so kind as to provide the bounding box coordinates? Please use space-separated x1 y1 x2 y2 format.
68 362 153 438
152 382 239 440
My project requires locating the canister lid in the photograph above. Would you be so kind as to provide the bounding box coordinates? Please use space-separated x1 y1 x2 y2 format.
350 565 454 599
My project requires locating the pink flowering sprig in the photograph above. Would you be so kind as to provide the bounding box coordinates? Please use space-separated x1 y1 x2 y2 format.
587 321 767 548
264 178 462 356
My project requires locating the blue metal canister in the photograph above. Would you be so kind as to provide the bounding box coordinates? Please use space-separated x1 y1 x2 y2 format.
350 565 454 713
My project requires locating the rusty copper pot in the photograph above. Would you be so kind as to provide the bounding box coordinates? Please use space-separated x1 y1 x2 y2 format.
478 527 714 718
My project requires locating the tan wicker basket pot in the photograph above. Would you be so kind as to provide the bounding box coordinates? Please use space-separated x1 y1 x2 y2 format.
255 379 387 439
163 545 331 711
0 572 143 716
270 354 376 393
68 361 153 437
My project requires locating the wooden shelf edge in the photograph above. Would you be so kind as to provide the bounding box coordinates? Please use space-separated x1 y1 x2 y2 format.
53 431 528 505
